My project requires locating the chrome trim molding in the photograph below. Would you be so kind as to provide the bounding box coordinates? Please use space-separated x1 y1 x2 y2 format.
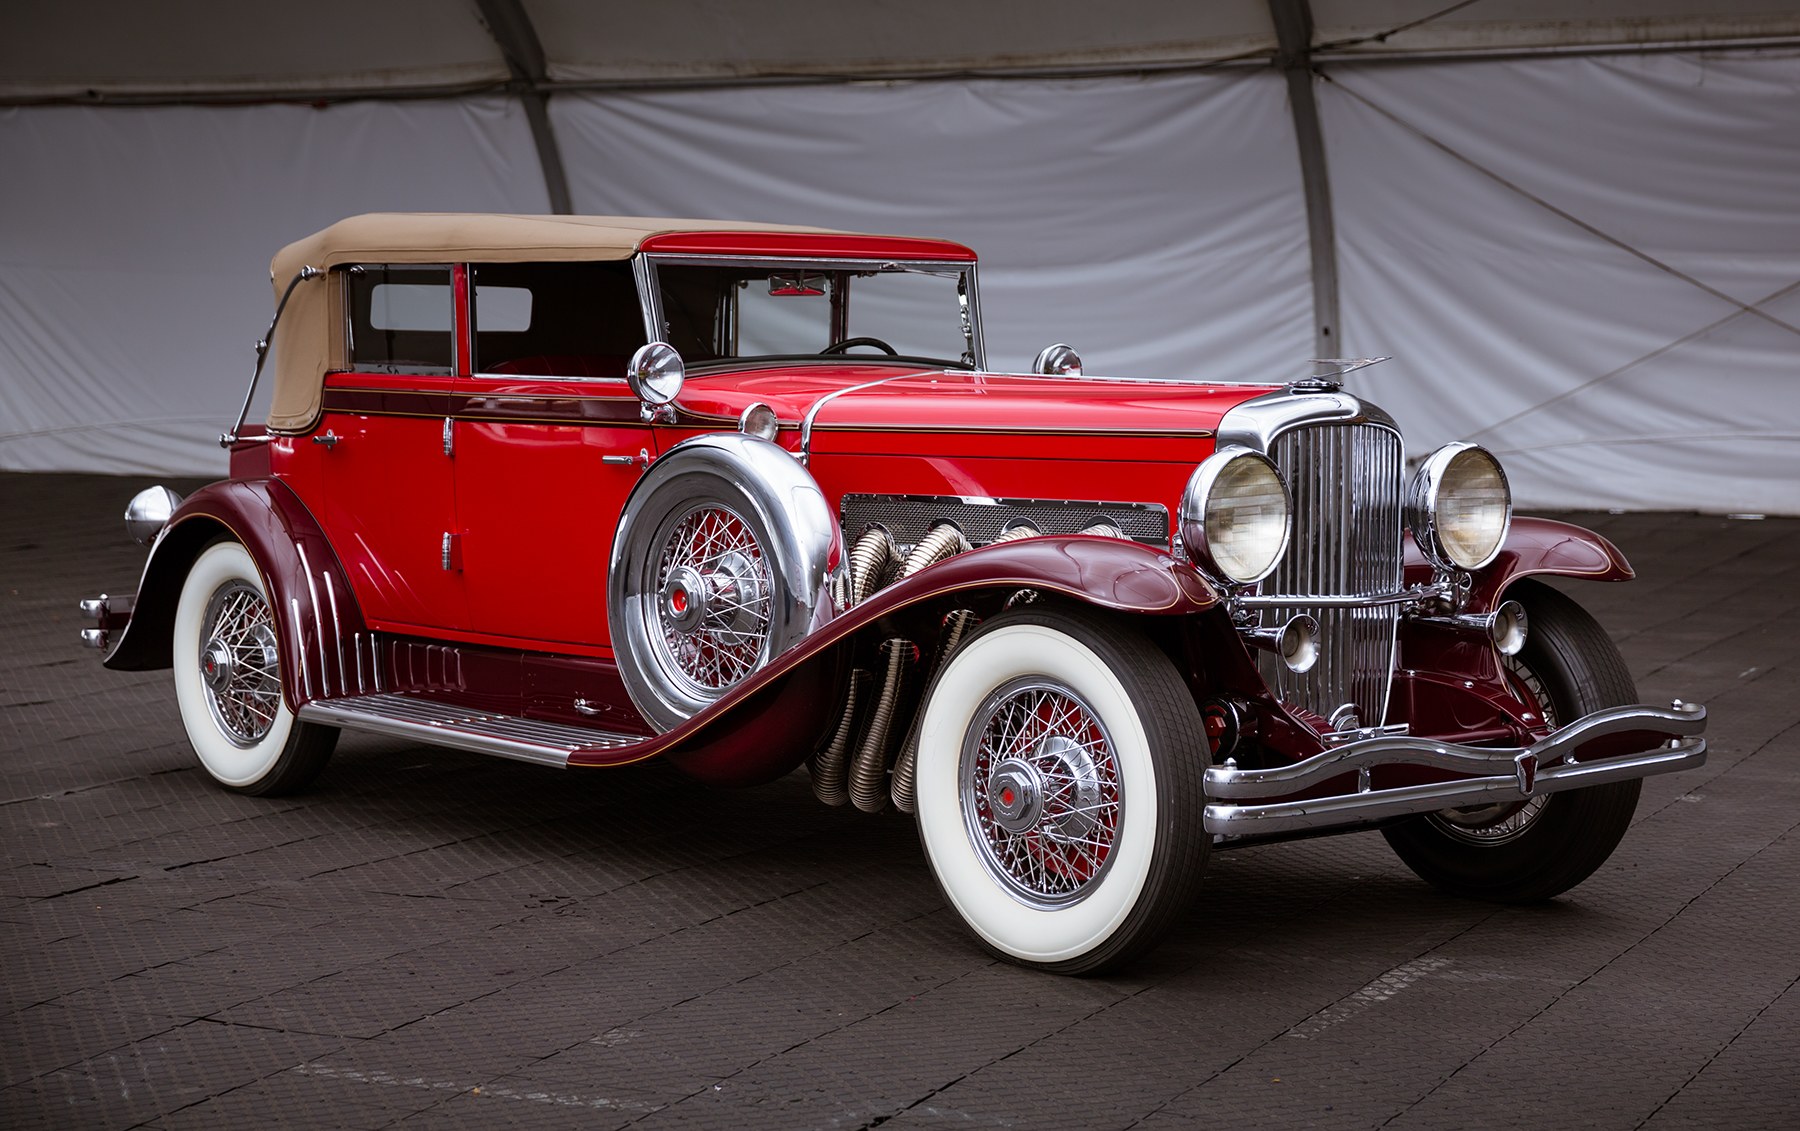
800 373 922 464
1204 700 1707 836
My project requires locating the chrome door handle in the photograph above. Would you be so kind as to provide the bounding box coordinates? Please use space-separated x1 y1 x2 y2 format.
602 448 650 468
312 429 341 448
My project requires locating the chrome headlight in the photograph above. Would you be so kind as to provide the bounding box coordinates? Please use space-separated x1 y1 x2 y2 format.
626 342 685 406
1406 443 1511 571
1180 447 1292 585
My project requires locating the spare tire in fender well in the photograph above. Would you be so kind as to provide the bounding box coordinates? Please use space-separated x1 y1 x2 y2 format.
607 432 844 733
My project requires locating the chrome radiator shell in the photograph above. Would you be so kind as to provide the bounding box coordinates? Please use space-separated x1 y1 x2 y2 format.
1216 392 1406 725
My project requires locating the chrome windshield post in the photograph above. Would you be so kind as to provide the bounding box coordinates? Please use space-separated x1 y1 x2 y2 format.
221 265 321 447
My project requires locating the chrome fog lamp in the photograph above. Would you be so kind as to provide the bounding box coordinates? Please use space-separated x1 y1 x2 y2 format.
1032 343 1083 376
626 342 686 407
124 485 184 546
1490 599 1528 656
1180 447 1292 585
738 402 779 441
1247 614 1319 673
1407 443 1511 572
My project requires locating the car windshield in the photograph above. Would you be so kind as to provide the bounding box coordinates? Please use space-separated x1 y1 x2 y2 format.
650 259 978 368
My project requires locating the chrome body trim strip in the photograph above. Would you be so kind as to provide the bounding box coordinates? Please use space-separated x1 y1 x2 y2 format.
799 373 923 464
295 542 326 701
297 692 639 769
1237 582 1451 610
1203 701 1707 836
323 572 346 696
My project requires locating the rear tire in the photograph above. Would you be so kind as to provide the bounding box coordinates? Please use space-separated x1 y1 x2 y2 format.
914 605 1208 974
1382 580 1640 902
173 541 336 796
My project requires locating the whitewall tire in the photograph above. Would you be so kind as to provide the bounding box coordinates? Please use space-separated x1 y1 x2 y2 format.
172 540 336 795
914 606 1208 974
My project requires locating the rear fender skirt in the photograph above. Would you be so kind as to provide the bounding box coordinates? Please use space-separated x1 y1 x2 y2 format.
104 479 368 712
576 536 1220 771
1405 516 1633 614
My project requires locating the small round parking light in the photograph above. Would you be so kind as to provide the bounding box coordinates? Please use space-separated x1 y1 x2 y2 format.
738 402 780 441
1407 443 1512 572
1179 447 1292 585
627 342 686 407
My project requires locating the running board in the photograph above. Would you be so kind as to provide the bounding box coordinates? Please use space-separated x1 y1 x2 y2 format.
297 692 642 769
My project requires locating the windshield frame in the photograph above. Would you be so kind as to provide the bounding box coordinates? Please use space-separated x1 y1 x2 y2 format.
635 253 986 371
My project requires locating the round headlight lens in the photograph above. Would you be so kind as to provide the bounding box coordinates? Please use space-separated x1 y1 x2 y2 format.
1180 447 1292 585
1408 443 1511 571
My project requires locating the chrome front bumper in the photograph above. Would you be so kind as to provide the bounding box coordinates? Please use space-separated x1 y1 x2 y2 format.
1204 700 1708 837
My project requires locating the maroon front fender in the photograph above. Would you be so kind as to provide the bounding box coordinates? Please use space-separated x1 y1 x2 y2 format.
1405 516 1633 613
578 536 1220 774
104 479 367 713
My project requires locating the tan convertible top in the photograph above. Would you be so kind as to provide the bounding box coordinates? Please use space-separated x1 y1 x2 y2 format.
267 213 843 431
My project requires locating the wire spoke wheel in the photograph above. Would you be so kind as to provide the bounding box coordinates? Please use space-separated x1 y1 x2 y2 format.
198 580 283 746
961 679 1122 907
916 607 1207 974
1382 580 1643 903
174 540 336 795
651 504 774 695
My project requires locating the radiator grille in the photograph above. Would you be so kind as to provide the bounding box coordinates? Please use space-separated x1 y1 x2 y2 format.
1258 423 1405 725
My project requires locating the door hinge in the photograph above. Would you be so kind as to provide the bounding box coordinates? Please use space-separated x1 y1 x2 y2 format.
442 416 455 457
441 531 464 571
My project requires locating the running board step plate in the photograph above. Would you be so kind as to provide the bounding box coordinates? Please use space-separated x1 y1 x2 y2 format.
297 692 640 768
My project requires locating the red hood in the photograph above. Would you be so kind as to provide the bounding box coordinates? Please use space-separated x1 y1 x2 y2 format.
673 364 1281 462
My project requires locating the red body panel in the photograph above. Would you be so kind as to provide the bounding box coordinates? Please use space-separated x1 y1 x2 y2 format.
293 374 464 632
638 231 976 261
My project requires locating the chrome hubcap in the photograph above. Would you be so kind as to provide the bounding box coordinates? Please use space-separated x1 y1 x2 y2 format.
198 582 281 747
652 505 773 693
961 679 1121 908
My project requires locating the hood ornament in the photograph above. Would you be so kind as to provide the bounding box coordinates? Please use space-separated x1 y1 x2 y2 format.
1290 356 1390 392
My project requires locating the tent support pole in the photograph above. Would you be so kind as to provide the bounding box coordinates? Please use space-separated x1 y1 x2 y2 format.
1269 0 1339 357
474 0 574 215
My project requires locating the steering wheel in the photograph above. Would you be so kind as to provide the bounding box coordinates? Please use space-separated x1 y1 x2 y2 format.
821 336 899 356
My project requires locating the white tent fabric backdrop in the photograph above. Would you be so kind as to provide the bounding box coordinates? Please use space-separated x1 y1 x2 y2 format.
2 51 1795 511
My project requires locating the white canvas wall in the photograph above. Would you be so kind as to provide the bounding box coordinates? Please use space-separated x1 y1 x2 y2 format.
1 98 547 474
1323 52 1800 514
3 50 1795 512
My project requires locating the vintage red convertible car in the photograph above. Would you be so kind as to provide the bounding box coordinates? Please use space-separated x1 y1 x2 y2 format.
82 213 1708 973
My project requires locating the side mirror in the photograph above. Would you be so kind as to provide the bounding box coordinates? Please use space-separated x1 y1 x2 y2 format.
1033 343 1083 376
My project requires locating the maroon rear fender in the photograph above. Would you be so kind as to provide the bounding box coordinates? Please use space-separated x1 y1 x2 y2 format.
104 479 367 712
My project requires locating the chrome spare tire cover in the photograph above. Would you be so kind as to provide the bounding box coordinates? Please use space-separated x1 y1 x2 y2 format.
608 432 842 732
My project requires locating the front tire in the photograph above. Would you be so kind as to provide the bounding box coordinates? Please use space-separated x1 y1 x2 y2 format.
173 541 336 795
1382 580 1640 901
914 606 1208 974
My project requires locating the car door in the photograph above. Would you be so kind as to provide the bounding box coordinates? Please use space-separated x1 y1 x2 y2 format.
315 262 467 633
451 261 653 649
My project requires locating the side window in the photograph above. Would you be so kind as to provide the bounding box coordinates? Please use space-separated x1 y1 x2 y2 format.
472 261 646 379
343 265 454 375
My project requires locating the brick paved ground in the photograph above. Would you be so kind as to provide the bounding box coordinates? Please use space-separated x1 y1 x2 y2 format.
3 471 1796 1130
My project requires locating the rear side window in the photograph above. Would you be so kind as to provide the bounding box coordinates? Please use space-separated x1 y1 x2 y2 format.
472 261 645 379
344 265 454 374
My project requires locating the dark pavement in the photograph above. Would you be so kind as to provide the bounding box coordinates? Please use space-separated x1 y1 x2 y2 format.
3 471 1796 1130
